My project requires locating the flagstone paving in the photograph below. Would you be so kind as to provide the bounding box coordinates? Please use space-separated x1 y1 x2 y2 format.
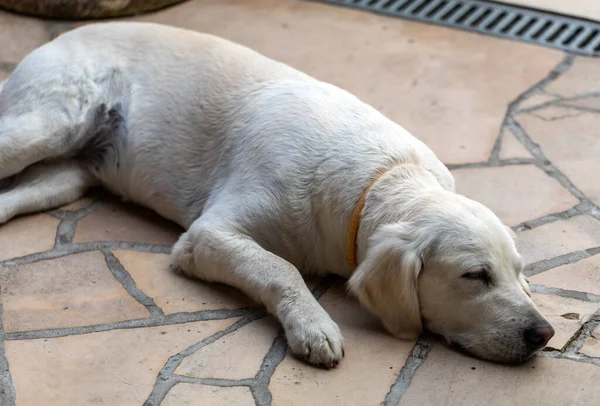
0 1 599 405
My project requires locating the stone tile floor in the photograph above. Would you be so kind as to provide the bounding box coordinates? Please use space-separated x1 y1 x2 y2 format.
1 0 600 405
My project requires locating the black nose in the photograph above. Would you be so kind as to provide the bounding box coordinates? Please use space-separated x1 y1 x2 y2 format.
524 323 555 349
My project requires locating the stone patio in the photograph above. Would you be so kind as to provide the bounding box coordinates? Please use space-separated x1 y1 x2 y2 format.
0 0 599 405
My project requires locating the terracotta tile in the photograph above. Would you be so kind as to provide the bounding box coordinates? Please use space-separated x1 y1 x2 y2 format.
0 10 51 64
5 319 239 406
126 0 562 164
399 344 600 406
517 216 600 265
580 327 600 358
114 250 254 314
497 0 600 21
269 282 413 406
499 131 532 160
177 317 277 380
531 293 598 351
519 109 600 206
163 384 254 406
0 69 9 81
452 165 578 227
73 201 182 245
546 57 600 98
530 256 600 296
0 251 149 332
0 214 59 261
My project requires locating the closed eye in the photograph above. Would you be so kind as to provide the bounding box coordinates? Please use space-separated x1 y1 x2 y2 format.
461 269 492 285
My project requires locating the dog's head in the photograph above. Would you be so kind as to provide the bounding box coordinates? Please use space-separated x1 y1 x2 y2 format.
348 189 553 364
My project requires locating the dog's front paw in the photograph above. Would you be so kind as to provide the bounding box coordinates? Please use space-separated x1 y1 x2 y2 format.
285 313 344 368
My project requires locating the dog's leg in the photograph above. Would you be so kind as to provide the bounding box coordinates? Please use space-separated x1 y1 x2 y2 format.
172 216 345 368
0 112 75 180
0 160 95 224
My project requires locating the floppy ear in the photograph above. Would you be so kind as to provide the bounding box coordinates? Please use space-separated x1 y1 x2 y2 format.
347 222 423 340
505 225 517 240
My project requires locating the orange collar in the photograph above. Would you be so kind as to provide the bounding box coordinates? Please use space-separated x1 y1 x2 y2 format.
345 170 390 268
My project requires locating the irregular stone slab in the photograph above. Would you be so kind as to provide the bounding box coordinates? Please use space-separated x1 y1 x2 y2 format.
0 214 59 261
517 216 600 265
129 0 563 164
74 201 182 245
530 255 600 296
545 57 600 98
399 344 600 406
5 318 239 405
580 327 600 358
0 251 149 332
114 250 254 314
163 383 254 406
0 0 187 19
452 165 578 227
516 92 560 111
499 131 532 160
177 317 278 380
532 293 599 351
269 282 413 406
518 109 600 207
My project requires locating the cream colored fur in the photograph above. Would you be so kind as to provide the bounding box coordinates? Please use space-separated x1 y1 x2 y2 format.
0 22 553 367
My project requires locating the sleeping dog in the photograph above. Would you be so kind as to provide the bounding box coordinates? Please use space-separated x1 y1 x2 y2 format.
0 22 554 367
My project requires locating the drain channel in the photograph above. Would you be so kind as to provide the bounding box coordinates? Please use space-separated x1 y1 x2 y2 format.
313 0 600 56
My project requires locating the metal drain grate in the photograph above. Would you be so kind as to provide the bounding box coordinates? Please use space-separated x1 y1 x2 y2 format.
314 0 600 56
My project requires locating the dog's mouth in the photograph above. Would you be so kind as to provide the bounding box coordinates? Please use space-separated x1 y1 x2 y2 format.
447 339 538 365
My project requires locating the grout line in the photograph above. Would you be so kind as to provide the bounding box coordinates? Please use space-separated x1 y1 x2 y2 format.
524 246 600 277
0 292 16 406
251 334 288 406
487 125 505 165
381 335 434 406
446 158 535 170
54 218 77 247
143 315 262 406
173 375 254 387
563 308 600 354
102 250 165 318
517 95 600 115
529 102 600 115
512 203 588 232
540 349 600 367
0 241 172 268
530 284 600 303
5 308 261 341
